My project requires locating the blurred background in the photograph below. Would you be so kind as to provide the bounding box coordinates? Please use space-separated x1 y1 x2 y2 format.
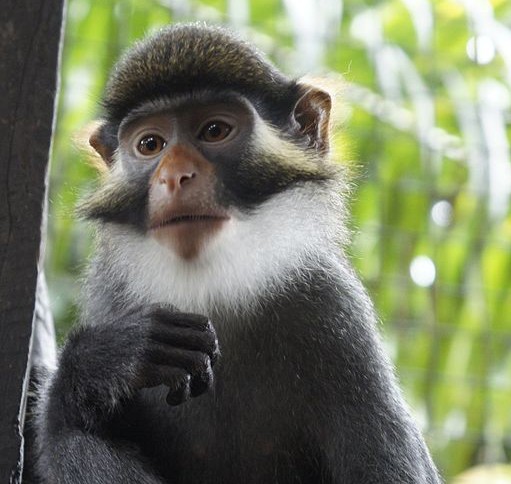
46 0 511 481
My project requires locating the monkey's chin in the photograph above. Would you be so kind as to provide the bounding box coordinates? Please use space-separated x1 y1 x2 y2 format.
149 218 228 260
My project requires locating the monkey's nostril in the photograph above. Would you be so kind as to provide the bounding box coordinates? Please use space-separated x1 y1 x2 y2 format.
179 172 196 186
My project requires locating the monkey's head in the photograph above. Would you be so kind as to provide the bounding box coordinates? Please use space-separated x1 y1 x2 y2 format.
82 24 344 309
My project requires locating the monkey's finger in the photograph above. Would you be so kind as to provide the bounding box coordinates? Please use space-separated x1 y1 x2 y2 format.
210 344 220 366
141 363 192 405
149 324 220 364
139 363 190 391
166 377 191 406
190 357 214 398
147 343 212 377
148 358 212 402
147 345 214 398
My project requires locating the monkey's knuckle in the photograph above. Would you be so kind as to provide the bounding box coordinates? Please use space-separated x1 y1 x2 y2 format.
200 315 213 329
190 353 211 374
170 369 190 388
211 345 221 364
197 326 216 344
207 338 218 353
204 337 220 359
166 373 192 406
204 319 216 335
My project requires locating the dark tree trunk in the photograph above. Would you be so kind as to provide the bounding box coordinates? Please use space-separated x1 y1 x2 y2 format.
0 1 65 482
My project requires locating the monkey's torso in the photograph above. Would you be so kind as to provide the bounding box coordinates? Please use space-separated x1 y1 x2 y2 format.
95 256 436 484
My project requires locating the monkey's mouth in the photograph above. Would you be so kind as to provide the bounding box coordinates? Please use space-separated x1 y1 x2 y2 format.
149 212 229 259
149 214 229 230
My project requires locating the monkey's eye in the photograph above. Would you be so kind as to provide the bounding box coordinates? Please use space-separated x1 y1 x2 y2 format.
136 135 166 157
199 121 232 143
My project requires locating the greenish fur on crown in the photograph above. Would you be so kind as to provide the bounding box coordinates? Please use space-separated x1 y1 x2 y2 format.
103 23 297 124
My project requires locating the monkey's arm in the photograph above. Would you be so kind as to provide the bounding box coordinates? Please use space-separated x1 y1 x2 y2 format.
323 323 441 483
36 305 219 483
36 430 167 484
287 267 441 484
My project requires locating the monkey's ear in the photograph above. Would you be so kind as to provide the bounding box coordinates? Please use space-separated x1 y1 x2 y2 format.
89 122 116 166
292 86 332 155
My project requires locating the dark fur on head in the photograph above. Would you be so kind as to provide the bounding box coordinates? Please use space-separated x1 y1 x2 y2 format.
102 23 299 127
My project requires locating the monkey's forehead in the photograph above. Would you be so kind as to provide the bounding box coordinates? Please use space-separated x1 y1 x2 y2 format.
102 23 298 124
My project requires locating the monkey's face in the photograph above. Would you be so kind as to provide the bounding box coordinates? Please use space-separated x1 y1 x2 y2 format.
116 96 256 259
83 89 336 264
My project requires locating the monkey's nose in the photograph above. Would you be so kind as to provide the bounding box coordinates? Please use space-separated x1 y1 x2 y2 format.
153 151 198 192
158 169 196 191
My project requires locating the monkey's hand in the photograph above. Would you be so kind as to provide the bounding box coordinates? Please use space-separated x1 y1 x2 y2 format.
136 306 220 406
47 305 219 432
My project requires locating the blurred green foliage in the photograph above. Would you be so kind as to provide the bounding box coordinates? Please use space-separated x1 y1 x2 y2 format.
47 0 511 480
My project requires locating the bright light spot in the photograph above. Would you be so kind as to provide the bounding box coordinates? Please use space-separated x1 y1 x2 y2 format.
350 9 381 46
64 68 93 108
444 410 467 439
466 35 496 65
431 200 453 227
68 0 89 21
410 256 436 288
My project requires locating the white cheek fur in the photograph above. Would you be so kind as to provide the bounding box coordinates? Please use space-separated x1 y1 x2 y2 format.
104 183 345 315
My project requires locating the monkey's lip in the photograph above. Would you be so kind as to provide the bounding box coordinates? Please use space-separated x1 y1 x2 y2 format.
149 213 230 230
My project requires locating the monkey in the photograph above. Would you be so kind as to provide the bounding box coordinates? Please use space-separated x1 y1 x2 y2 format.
33 23 441 484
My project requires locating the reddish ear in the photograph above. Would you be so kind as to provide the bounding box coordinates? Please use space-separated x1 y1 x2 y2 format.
89 123 116 165
293 86 331 155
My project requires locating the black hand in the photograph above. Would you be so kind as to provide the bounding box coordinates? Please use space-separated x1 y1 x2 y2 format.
50 305 220 432
137 306 220 405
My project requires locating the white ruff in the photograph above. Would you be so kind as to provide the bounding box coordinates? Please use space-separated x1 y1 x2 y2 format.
104 185 344 315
